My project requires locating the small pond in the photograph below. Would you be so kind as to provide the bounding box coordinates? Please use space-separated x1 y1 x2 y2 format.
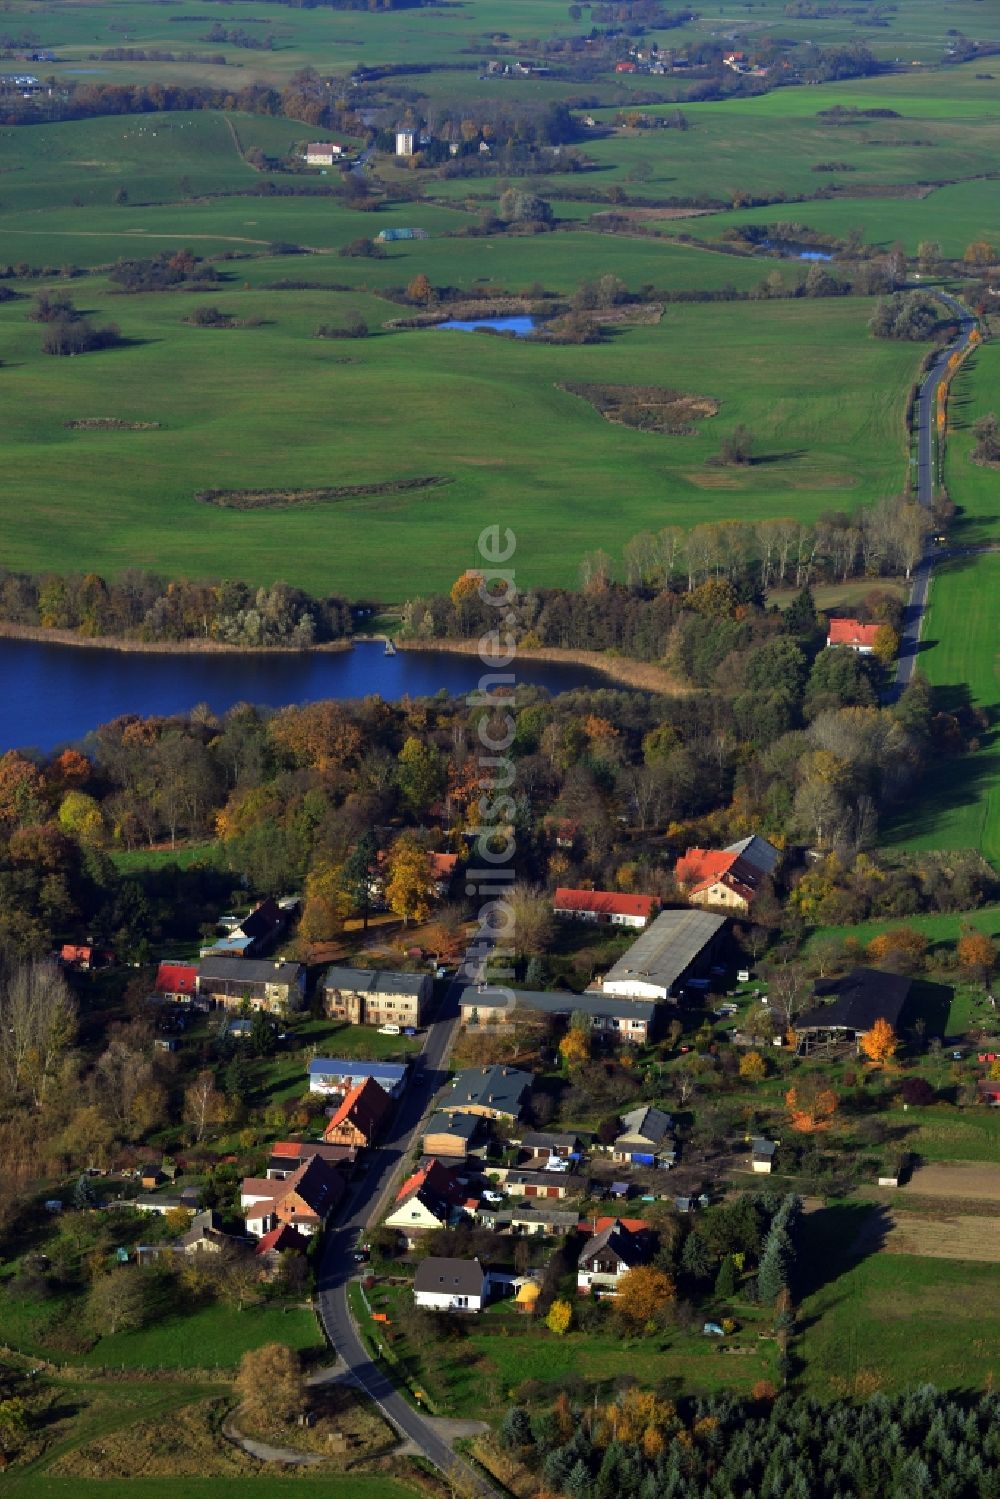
437 315 537 336
762 239 834 262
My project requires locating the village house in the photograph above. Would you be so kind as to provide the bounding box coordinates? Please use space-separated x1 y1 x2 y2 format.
413 1256 489 1312
322 1076 392 1148
395 127 417 157
304 142 344 165
503 1169 582 1202
675 850 762 914
598 909 727 1002
241 1155 344 1238
322 966 431 1028
449 1065 533 1121
177 1209 249 1256
197 956 305 1013
423 1110 486 1159
826 618 881 654
202 897 289 960
255 1221 311 1270
796 967 912 1052
751 1138 777 1174
154 962 199 1003
577 1218 651 1294
612 1105 675 1167
509 1205 580 1236
266 1140 357 1179
519 1130 585 1162
459 985 657 1044
384 1159 466 1241
675 835 780 915
60 943 111 971
552 889 659 930
307 1058 409 1099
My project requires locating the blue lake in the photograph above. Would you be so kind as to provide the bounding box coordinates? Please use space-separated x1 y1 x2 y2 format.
437 315 537 336
0 637 608 752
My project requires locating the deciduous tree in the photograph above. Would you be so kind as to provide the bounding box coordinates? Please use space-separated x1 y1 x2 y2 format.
546 1299 572 1335
614 1265 676 1332
859 1016 898 1065
785 1078 838 1133
385 836 435 925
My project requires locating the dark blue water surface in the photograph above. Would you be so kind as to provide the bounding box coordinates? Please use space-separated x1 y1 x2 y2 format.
0 638 608 752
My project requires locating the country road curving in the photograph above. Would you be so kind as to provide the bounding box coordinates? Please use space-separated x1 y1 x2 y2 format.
314 949 501 1496
892 290 979 696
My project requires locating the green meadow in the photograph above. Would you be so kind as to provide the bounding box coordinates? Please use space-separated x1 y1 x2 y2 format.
886 553 1000 867
0 279 918 598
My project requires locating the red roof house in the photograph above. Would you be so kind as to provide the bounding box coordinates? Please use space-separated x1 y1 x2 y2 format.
674 849 764 913
553 888 659 930
255 1222 311 1260
323 1076 391 1148
155 962 199 1000
826 619 881 653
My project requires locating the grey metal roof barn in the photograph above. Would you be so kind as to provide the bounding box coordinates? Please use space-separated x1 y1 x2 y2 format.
601 909 727 998
464 986 656 1024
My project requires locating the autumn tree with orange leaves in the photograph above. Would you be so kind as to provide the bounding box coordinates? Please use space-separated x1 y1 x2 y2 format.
785 1076 838 1133
859 1017 898 1065
613 1265 676 1332
957 931 997 989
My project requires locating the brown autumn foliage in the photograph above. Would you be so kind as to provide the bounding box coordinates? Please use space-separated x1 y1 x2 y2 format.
785 1077 838 1133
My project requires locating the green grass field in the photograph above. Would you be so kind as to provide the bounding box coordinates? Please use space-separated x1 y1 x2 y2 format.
798 1205 1000 1395
806 905 1000 953
111 841 218 872
0 1289 323 1368
885 554 1000 866
6 1480 415 1499
0 277 919 598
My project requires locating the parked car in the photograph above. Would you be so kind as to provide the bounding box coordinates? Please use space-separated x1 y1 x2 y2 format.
481 1189 504 1205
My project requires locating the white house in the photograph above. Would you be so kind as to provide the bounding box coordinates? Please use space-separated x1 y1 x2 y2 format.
413 1256 488 1312
305 142 343 166
395 128 416 157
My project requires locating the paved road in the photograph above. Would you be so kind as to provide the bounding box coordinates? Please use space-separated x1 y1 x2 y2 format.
314 945 498 1494
893 291 978 695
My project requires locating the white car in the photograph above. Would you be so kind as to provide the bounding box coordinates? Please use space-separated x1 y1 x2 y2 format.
544 1157 570 1173
481 1189 505 1205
